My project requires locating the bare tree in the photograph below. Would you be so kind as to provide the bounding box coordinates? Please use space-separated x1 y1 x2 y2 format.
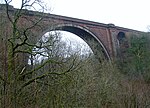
0 1 54 107
0 1 86 107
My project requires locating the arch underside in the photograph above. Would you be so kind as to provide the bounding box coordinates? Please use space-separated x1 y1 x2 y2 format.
52 24 111 61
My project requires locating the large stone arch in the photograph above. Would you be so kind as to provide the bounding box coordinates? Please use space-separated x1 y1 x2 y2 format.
37 24 111 61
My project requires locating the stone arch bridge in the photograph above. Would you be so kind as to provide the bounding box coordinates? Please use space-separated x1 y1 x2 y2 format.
0 4 141 64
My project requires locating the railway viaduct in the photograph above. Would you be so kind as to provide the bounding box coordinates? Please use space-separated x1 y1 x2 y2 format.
0 4 141 66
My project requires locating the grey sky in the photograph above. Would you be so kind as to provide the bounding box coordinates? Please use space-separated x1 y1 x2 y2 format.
50 0 150 32
7 0 150 31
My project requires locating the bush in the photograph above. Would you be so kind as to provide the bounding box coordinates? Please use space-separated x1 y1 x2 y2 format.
118 33 150 82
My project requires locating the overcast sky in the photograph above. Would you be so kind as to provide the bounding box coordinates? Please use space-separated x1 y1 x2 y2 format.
49 0 150 32
6 0 150 31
